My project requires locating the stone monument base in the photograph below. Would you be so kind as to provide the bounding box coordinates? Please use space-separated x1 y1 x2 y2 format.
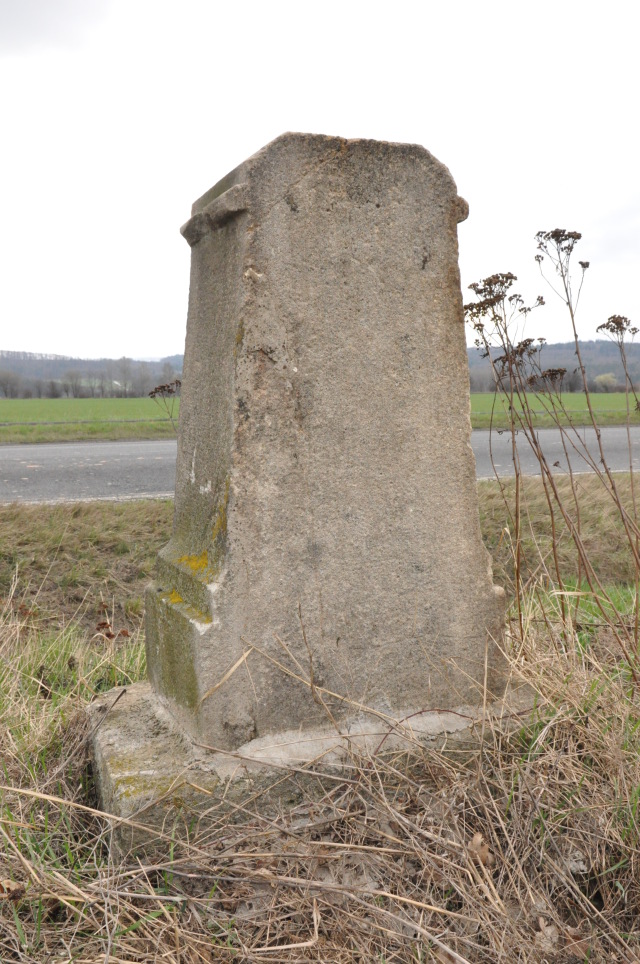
88 681 531 854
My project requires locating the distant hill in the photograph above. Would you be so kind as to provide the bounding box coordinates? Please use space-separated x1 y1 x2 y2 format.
0 351 183 398
2 342 637 399
467 340 640 392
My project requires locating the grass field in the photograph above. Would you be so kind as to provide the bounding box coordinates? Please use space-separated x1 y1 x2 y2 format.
3 483 640 959
1 392 639 444
0 397 180 443
470 390 640 429
0 499 174 632
0 478 634 627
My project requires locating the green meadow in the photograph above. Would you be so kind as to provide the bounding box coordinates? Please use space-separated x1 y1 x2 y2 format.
0 397 180 443
470 390 639 429
0 393 638 443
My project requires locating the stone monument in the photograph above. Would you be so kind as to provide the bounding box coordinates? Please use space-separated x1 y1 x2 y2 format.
90 133 505 838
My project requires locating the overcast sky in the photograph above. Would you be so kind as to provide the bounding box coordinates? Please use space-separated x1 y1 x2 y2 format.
1 0 638 359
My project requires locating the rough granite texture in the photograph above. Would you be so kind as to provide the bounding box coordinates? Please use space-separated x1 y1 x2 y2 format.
141 132 505 750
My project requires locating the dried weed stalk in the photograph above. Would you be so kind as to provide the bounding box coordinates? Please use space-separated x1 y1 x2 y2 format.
466 229 640 669
149 379 181 433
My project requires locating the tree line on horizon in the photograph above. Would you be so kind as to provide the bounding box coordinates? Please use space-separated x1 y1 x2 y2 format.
0 340 638 399
0 351 183 399
468 338 640 393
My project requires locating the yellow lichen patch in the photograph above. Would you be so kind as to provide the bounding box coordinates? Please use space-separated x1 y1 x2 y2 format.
170 478 230 586
114 773 175 801
177 550 209 573
161 589 212 625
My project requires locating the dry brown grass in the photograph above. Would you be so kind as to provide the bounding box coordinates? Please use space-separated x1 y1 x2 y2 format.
2 493 640 961
479 473 640 589
3 599 640 961
0 500 173 632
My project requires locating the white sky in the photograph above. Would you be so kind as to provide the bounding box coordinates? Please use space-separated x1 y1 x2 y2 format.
1 0 638 359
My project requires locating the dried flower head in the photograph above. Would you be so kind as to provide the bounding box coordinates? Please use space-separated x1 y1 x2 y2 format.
536 229 582 257
464 273 518 322
597 315 638 338
149 379 182 399
541 367 567 384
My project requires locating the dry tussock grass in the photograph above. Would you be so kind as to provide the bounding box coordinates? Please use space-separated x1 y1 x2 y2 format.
0 500 173 631
480 473 640 588
2 574 640 962
2 473 640 961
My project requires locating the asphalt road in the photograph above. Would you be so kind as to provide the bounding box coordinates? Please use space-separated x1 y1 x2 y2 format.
473 425 640 479
1 428 640 503
0 440 176 504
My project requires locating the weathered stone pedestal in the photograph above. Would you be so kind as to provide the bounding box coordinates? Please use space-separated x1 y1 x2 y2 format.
90 133 506 847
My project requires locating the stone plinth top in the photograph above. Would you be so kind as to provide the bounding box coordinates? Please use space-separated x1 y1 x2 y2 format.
181 134 469 249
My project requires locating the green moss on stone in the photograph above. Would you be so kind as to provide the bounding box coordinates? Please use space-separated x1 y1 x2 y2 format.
146 588 201 711
146 476 231 713
170 476 231 586
234 318 245 356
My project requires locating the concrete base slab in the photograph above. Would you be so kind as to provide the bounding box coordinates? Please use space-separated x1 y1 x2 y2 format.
88 682 532 854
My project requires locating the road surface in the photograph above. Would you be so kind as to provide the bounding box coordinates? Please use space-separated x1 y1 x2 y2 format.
473 425 640 479
0 440 176 504
1 427 640 503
